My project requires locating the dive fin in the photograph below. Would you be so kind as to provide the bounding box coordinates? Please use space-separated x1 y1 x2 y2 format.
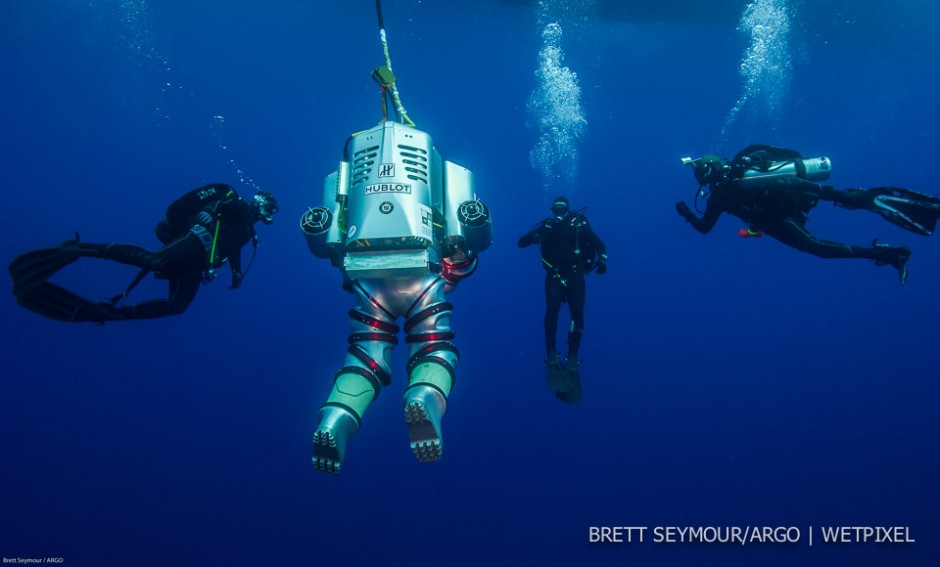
868 187 940 236
8 243 81 296
545 353 578 393
15 281 126 323
554 372 582 404
550 356 582 404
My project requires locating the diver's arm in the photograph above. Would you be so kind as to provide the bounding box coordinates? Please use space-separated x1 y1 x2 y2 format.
579 219 608 272
228 247 244 289
581 221 607 256
676 201 720 234
517 222 546 248
223 210 255 290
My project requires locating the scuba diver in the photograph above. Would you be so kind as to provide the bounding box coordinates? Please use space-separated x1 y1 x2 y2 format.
518 196 607 404
9 183 278 322
675 144 940 284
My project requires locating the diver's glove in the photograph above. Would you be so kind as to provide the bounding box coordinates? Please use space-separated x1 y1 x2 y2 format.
230 270 243 289
195 211 215 227
517 233 540 247
676 201 696 223
596 254 608 275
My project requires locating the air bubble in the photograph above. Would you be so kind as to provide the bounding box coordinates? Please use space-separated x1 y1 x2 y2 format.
719 0 793 144
527 12 586 193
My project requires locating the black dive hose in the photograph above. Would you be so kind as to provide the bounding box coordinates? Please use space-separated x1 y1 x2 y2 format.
241 236 260 281
376 0 385 30
694 186 707 214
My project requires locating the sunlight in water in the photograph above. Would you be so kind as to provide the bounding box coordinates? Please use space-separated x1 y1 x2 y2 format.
527 18 587 194
719 0 792 144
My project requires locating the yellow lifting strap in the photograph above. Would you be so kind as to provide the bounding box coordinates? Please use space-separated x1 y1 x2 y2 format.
375 1 415 127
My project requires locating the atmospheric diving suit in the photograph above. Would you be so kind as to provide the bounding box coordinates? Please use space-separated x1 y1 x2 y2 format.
302 121 492 474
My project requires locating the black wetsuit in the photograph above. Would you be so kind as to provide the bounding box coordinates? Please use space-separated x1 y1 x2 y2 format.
681 177 908 265
78 183 256 319
518 213 607 359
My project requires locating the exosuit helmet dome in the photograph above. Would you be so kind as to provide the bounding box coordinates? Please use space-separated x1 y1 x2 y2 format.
252 191 279 224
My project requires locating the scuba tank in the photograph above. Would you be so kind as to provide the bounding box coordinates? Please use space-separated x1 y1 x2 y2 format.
733 144 832 188
737 156 831 187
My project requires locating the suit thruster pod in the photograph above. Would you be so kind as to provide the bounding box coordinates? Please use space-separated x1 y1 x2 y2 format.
301 0 492 475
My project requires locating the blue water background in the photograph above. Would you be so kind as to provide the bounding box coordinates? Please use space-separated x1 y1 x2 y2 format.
2 1 938 565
